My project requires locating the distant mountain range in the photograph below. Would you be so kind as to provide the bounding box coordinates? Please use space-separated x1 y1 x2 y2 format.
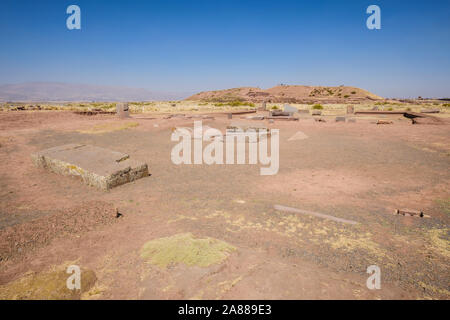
0 82 192 102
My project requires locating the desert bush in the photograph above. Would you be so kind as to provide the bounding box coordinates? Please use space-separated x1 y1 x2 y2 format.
229 100 255 107
100 103 115 109
214 101 255 107
312 104 324 110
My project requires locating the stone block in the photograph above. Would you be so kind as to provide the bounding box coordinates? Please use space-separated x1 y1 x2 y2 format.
31 144 148 190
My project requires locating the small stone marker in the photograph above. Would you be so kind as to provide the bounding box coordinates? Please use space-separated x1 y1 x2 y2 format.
311 110 322 116
260 101 267 111
116 102 130 118
336 116 346 122
31 144 148 190
347 105 354 114
245 115 265 120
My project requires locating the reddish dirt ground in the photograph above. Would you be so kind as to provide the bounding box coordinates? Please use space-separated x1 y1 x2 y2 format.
0 110 449 300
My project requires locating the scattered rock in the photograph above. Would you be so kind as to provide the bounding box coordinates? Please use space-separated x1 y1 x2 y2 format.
376 120 393 125
420 109 440 114
244 115 265 120
394 209 429 218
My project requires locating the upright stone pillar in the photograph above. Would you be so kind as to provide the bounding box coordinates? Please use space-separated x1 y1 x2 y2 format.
346 105 354 114
116 102 130 118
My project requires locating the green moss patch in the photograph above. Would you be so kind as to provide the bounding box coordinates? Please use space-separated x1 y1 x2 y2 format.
0 267 96 300
140 233 235 268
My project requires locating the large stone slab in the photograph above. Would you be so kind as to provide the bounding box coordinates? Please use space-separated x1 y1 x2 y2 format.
31 144 148 190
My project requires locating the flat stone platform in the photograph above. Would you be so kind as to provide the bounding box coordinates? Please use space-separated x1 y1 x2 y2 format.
31 144 149 190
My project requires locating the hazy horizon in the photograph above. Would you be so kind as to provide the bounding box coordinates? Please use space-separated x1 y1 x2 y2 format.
1 81 449 102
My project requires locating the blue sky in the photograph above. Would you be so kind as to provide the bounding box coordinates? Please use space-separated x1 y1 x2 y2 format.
1 0 449 98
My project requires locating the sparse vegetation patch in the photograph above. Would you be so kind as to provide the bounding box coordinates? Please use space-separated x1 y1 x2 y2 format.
140 233 235 268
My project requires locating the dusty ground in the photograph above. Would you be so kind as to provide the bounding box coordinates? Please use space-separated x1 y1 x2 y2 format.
0 108 449 300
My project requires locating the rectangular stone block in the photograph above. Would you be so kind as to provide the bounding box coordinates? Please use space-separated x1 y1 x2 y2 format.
270 110 293 117
31 144 149 190
283 104 298 113
116 102 130 118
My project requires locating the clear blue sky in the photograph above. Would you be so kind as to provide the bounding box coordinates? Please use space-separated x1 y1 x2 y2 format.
1 0 449 98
